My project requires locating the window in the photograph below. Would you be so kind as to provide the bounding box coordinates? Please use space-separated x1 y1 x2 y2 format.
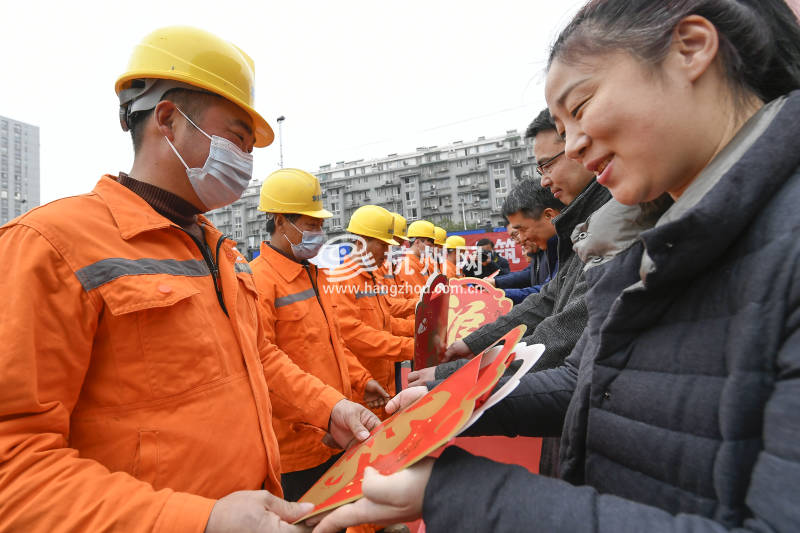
494 178 507 195
492 162 507 178
234 216 242 229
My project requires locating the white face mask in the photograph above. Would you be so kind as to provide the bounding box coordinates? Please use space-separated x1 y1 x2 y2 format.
284 219 326 260
164 107 253 211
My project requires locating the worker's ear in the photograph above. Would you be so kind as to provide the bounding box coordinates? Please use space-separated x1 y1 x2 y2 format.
153 100 179 141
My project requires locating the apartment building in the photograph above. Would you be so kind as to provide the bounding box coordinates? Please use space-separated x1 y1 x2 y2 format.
205 130 536 258
317 130 536 237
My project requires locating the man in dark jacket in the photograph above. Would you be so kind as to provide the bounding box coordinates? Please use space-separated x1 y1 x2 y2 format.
408 108 608 477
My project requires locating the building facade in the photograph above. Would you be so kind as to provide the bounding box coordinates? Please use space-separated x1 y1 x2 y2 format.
205 130 536 258
316 130 536 238
0 116 40 225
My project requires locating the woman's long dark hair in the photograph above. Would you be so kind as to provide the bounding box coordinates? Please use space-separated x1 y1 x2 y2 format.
549 0 800 103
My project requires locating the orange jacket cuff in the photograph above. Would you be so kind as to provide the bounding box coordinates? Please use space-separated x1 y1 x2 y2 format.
309 387 346 430
154 491 217 533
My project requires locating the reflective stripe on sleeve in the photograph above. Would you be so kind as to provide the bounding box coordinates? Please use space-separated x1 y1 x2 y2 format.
75 258 210 291
275 288 317 308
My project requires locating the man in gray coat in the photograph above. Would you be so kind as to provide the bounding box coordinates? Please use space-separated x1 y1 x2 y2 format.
408 109 608 476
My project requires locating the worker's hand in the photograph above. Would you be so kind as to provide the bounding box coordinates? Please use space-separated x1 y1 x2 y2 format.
442 340 473 362
385 386 428 415
406 367 436 388
364 380 390 409
328 399 381 449
485 277 497 287
308 460 434 532
205 490 312 533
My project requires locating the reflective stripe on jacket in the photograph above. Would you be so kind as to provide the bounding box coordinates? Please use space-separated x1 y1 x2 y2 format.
327 256 414 400
251 243 371 472
0 176 334 532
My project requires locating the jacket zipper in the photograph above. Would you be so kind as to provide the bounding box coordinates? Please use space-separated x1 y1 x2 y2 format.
178 226 229 316
303 263 324 310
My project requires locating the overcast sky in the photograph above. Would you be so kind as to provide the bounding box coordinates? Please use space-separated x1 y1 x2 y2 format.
2 0 583 203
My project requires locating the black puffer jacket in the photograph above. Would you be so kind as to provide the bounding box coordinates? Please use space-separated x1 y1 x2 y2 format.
423 93 800 532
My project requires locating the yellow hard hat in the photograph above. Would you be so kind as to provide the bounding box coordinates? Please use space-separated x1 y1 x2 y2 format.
348 205 399 245
392 213 408 241
116 26 274 147
407 220 436 240
445 235 466 249
258 168 332 218
433 226 447 246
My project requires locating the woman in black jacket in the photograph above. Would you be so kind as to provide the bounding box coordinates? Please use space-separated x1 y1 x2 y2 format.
311 1 800 531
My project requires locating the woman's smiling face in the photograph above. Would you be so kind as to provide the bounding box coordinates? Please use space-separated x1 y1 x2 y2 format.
545 16 762 206
546 51 701 205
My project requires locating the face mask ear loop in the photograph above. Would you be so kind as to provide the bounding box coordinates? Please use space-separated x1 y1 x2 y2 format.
163 136 191 170
175 107 212 140
282 217 301 246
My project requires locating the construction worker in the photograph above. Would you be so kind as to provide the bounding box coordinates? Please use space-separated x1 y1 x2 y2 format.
250 168 390 502
377 212 416 318
0 26 378 532
327 206 415 412
444 235 467 278
395 219 436 294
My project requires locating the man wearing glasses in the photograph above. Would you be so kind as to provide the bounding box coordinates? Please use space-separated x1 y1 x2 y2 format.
408 108 609 477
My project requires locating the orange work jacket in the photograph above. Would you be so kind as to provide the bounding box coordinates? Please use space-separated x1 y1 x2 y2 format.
327 255 414 399
445 259 461 279
0 176 342 532
376 263 416 319
251 243 373 472
395 252 433 295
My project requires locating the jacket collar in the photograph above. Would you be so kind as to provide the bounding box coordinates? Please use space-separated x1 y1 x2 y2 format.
545 235 559 269
94 175 176 240
638 93 796 287
552 179 611 265
259 241 308 282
